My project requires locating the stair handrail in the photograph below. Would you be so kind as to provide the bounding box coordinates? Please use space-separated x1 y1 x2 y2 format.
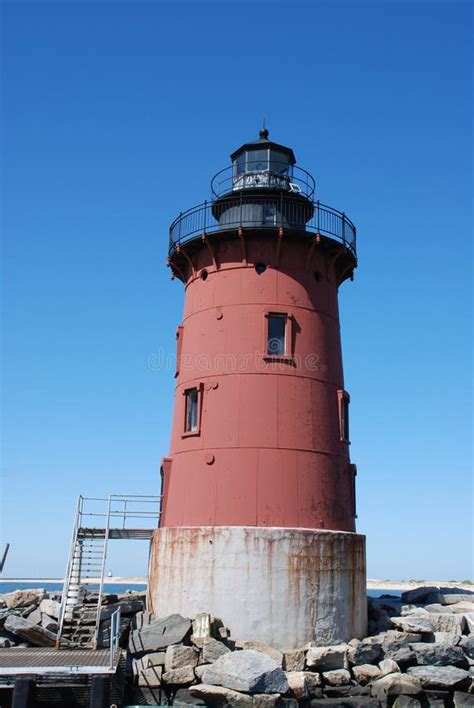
109 606 122 669
93 495 112 649
56 495 83 646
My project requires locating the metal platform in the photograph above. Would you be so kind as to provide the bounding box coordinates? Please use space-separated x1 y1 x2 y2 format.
0 647 122 676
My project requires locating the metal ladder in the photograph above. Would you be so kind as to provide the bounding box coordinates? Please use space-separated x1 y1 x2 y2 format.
57 494 161 650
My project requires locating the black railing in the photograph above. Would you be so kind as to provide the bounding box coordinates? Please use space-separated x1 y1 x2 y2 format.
211 163 316 199
169 196 356 259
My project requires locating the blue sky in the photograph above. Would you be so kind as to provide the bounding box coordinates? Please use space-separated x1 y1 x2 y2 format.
1 1 472 581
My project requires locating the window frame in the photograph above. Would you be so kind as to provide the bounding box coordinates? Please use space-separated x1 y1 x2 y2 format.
263 310 294 362
182 384 202 437
337 389 350 443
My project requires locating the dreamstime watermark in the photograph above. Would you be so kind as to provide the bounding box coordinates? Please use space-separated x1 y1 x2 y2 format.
147 348 327 373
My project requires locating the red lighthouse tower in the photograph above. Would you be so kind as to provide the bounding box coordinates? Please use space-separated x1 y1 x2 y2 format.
149 131 367 648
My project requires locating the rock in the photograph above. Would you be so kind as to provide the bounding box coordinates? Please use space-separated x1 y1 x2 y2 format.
195 665 207 681
305 671 322 694
401 587 439 604
189 684 253 705
352 663 382 684
165 644 199 671
323 685 371 698
201 637 231 664
407 665 471 689
39 599 60 619
283 648 306 671
1 589 46 609
460 637 474 659
252 695 280 707
410 641 467 667
392 697 421 708
306 644 349 671
322 668 351 686
162 666 196 685
454 691 474 706
201 649 289 694
145 651 166 666
129 614 192 656
430 631 463 644
387 647 418 668
424 691 451 707
4 614 57 647
371 672 422 698
401 605 429 617
348 642 382 665
234 640 283 666
26 608 42 625
173 687 207 706
465 614 474 634
433 592 474 606
138 666 163 687
192 613 226 646
41 615 58 633
390 615 435 633
285 671 309 699
429 613 466 634
378 657 400 675
309 698 380 707
132 610 153 630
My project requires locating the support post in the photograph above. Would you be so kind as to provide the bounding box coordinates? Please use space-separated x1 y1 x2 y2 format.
12 678 35 708
89 675 110 708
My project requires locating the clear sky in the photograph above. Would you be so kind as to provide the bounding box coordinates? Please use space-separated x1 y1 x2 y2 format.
1 1 472 581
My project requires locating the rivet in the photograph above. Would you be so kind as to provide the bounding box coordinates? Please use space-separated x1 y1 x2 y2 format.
205 453 215 465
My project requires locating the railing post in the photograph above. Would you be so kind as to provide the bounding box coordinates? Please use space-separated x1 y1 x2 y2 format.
203 200 207 234
239 192 243 226
178 212 182 244
317 200 320 232
342 212 346 243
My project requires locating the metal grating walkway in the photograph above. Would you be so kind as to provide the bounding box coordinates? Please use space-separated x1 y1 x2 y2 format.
0 648 121 675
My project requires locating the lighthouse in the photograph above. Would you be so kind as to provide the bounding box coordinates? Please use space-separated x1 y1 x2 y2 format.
148 130 367 648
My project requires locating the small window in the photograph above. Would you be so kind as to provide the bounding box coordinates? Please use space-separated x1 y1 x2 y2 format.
185 388 199 433
267 314 287 356
338 390 350 442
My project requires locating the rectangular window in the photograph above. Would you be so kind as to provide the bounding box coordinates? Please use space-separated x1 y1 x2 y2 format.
185 388 199 433
338 390 350 442
267 313 287 356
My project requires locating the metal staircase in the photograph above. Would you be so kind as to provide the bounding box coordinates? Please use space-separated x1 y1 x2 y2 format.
57 494 161 650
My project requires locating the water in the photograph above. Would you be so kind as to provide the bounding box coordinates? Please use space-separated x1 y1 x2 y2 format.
0 581 398 598
0 581 147 595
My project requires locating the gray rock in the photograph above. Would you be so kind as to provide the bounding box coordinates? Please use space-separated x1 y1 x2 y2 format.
410 641 467 667
283 648 306 671
201 649 289 694
173 687 207 706
201 637 231 664
429 612 466 634
390 615 435 633
41 615 58 633
4 614 57 647
348 642 382 665
352 663 381 684
378 658 400 676
234 640 283 666
286 671 309 699
401 587 439 604
162 666 196 685
138 666 162 687
145 651 166 666
309 698 380 707
164 644 198 671
189 684 253 705
26 608 42 625
39 599 60 619
191 613 226 647
392 697 421 708
460 637 474 659
387 647 417 668
322 668 351 686
453 691 474 707
371 672 422 697
306 644 349 671
252 696 281 707
305 671 322 694
1 589 46 609
407 665 471 689
465 613 474 634
129 613 192 656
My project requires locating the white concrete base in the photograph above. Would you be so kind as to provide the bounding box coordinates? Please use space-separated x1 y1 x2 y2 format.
148 526 367 649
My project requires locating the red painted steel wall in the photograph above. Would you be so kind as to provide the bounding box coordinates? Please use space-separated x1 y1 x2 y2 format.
162 233 356 532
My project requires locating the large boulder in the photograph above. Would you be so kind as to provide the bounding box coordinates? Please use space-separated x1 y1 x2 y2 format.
137 666 162 688
234 640 283 666
128 614 191 656
401 587 439 604
165 644 199 671
162 666 196 685
410 641 467 668
39 599 60 619
306 644 349 671
201 649 289 694
407 665 471 690
352 664 382 685
347 641 382 666
283 648 306 672
322 668 352 686
429 613 466 634
4 614 57 647
200 638 231 664
1 589 46 609
459 636 474 659
390 615 434 633
189 684 254 706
